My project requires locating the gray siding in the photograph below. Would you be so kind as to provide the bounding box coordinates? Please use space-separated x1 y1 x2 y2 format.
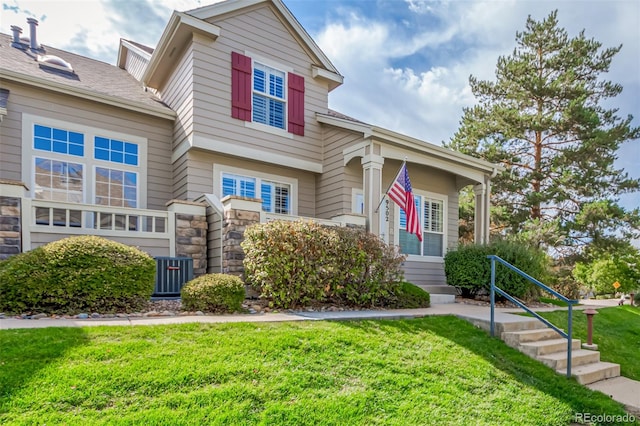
316 126 363 219
206 205 222 274
177 150 316 217
0 82 174 210
124 50 149 82
402 260 446 286
167 5 329 167
159 44 195 154
30 233 170 257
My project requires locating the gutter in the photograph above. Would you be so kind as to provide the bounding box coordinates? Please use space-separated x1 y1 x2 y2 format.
1 69 176 121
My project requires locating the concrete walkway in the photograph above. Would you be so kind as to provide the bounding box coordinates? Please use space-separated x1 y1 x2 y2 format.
1 299 638 413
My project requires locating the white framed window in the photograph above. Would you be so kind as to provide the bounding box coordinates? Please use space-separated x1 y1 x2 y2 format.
215 165 297 215
396 192 447 258
253 62 286 130
22 114 147 208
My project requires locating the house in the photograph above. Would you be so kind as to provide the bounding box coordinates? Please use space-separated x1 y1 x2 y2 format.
0 0 500 302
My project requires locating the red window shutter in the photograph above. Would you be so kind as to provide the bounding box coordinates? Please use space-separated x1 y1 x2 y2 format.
288 72 305 136
231 52 252 121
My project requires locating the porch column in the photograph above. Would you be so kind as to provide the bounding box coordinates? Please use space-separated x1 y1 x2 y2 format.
0 180 27 259
473 182 491 245
361 144 384 236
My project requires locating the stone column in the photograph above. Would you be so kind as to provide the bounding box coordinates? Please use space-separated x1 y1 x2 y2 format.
167 200 207 276
361 142 385 236
221 196 262 278
0 180 27 260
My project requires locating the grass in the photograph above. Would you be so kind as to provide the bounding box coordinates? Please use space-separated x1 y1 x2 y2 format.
539 296 572 307
538 305 640 381
0 317 633 425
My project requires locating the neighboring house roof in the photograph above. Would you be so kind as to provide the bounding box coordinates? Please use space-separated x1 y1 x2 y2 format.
124 39 154 55
0 33 174 120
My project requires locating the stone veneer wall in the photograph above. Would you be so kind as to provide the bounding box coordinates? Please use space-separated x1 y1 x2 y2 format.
0 196 21 260
222 201 260 277
168 201 208 277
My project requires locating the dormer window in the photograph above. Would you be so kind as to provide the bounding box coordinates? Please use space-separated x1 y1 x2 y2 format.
231 52 305 136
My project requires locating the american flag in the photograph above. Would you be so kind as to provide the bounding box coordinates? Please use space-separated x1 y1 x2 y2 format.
387 163 422 242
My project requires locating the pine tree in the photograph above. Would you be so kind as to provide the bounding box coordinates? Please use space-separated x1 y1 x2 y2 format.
447 10 640 256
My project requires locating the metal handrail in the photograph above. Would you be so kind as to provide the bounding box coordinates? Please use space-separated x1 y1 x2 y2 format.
488 255 578 378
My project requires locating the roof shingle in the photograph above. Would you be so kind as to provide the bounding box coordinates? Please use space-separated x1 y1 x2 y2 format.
0 33 171 114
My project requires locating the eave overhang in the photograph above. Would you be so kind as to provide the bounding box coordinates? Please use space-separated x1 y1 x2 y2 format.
142 11 221 89
0 69 176 121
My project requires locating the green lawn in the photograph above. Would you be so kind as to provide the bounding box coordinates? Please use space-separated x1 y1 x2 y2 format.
0 317 633 425
538 305 640 381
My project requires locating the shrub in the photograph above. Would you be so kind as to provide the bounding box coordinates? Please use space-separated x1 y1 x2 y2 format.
181 274 245 313
242 220 406 309
444 244 490 298
444 240 549 300
386 282 431 309
0 236 155 314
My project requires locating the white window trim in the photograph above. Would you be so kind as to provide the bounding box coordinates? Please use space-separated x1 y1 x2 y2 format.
21 113 148 208
393 190 448 262
213 164 298 216
244 50 293 137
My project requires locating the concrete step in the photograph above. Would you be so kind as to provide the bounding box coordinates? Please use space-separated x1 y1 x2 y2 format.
429 294 455 304
418 284 457 295
538 349 601 370
519 338 581 357
558 361 621 385
502 328 564 347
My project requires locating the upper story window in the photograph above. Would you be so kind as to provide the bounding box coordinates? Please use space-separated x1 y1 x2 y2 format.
34 125 84 157
398 194 446 257
231 51 305 136
23 114 147 209
253 63 285 129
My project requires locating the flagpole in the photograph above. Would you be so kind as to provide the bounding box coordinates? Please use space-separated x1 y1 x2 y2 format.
374 159 406 213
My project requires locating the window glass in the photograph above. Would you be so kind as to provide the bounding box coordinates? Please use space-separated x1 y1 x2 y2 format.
34 125 84 157
261 181 290 214
94 137 139 166
222 174 256 198
222 173 291 214
95 167 137 208
34 157 83 202
253 62 286 129
399 195 445 257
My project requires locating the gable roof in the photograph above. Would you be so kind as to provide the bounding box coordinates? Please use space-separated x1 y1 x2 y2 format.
186 0 340 78
0 33 174 120
141 0 343 91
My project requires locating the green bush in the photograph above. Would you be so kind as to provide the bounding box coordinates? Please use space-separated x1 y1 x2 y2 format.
0 236 155 314
386 282 431 309
242 220 406 309
181 274 245 313
444 240 549 300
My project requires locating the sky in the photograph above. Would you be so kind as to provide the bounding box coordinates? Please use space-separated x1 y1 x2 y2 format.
1 0 639 212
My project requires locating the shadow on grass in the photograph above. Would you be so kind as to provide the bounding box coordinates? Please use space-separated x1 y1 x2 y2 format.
337 315 631 419
0 327 89 404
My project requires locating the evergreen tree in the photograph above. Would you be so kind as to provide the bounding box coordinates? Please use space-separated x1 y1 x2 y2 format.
447 10 640 256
